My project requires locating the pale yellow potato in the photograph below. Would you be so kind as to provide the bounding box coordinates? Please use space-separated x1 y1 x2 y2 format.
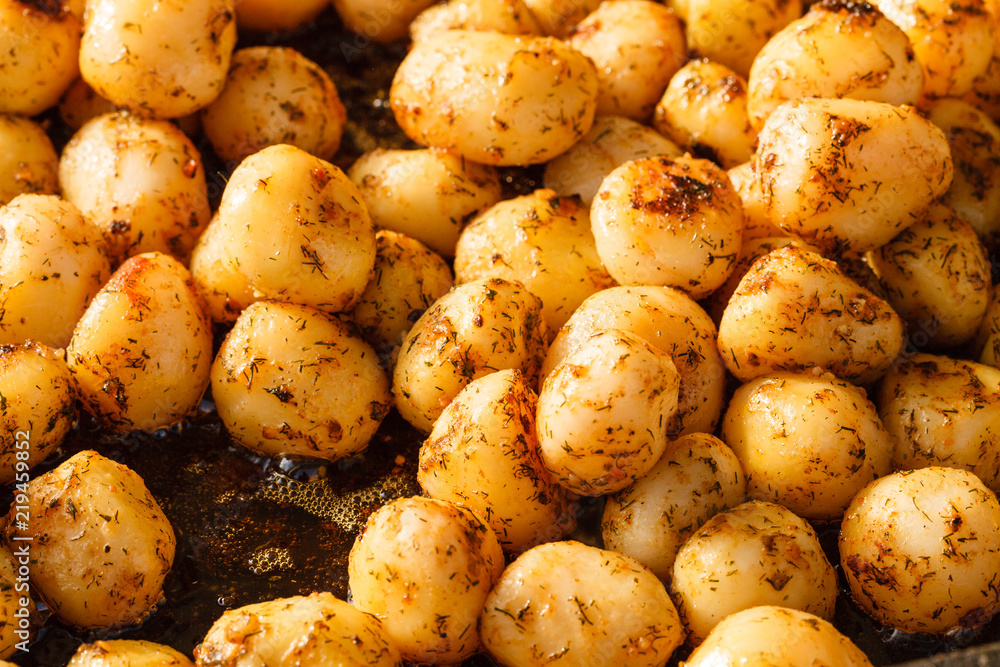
722 372 893 522
867 204 991 349
393 278 550 433
591 155 744 299
685 606 874 667
59 112 211 262
876 354 1000 493
481 540 683 667
537 328 680 495
717 245 905 385
541 285 726 437
670 500 838 643
454 189 616 331
0 194 111 349
332 0 438 43
80 0 236 119
190 144 376 316
754 98 953 255
566 0 687 120
235 0 327 31
351 229 453 353
601 432 746 580
193 593 400 667
69 640 193 667
4 450 175 629
211 300 391 462
419 369 576 552
391 30 598 166
747 0 923 130
668 0 803 78
840 467 1000 634
871 0 994 100
543 115 683 205
980 288 1000 366
349 148 503 258
348 496 504 663
67 252 213 433
654 59 756 169
726 161 784 239
0 1 80 116
0 343 75 486
0 115 58 205
410 0 542 41
201 47 347 165
58 79 118 132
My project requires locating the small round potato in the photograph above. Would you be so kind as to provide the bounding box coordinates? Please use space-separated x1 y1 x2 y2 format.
332 0 438 43
537 328 680 495
601 433 746 580
348 496 504 664
409 0 542 41
201 47 347 165
193 593 400 667
68 640 194 667
840 467 1000 634
186 213 254 324
591 155 744 299
685 606 874 667
80 0 237 118
0 194 112 349
67 252 213 433
420 369 577 552
234 0 327 31
980 289 1000 367
0 343 75 486
454 189 616 331
722 372 894 522
480 540 684 667
393 278 550 433
671 500 838 643
876 354 1000 493
59 112 212 262
211 300 392 462
0 115 58 205
390 30 598 166
5 450 175 629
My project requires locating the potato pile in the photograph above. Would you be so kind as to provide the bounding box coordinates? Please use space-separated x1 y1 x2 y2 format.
1 0 1000 663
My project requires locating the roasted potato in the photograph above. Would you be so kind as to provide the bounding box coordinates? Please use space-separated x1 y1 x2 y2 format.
234 0 327 32
0 115 58 205
409 0 542 41
69 640 194 667
727 161 784 240
980 288 1000 367
332 0 438 43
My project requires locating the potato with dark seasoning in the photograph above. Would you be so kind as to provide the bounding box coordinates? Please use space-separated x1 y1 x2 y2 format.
69 640 194 667
840 467 1000 635
0 116 58 205
348 496 504 664
409 0 542 41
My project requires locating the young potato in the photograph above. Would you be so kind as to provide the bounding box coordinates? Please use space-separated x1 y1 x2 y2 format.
410 0 542 41
670 500 838 643
211 300 392 462
392 278 550 433
234 0 327 31
840 467 1000 634
348 496 504 663
601 433 746 580
58 78 118 132
68 252 213 433
747 0 923 130
980 288 1000 367
685 606 874 667
0 1 81 116
349 148 503 258
754 98 953 255
454 189 616 331
190 144 376 317
537 328 681 495
0 115 58 205
390 30 598 166
69 640 194 667
194 593 401 667
876 354 1000 493
726 161 784 239
201 47 347 165
521 0 601 35
722 372 893 522
653 59 757 169
0 194 112 349
4 450 175 629
80 0 236 118
332 0 438 43
419 369 577 552
59 112 211 262
481 540 684 667
543 115 683 205
591 155 744 299
717 245 905 385
0 343 75 486
541 286 726 437
566 0 687 120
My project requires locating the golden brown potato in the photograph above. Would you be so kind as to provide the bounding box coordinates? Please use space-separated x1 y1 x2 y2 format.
410 0 542 41
234 0 327 31
332 0 438 43
980 288 1000 367
0 115 58 205
69 640 193 667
